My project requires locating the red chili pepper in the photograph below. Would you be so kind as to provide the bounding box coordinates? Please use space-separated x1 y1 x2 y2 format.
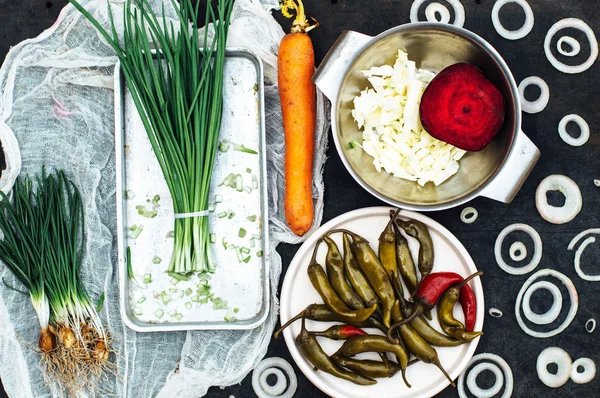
459 284 477 332
416 272 465 308
309 325 367 340
388 271 483 332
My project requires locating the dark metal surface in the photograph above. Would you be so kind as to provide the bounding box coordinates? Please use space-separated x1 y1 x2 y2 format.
1 0 599 397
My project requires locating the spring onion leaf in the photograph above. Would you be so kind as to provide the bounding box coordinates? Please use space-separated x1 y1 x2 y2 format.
238 228 247 238
97 292 106 312
153 256 162 264
130 225 144 239
68 0 235 275
127 246 135 281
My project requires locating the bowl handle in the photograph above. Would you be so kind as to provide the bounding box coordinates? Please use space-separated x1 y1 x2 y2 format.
313 30 372 101
479 130 540 203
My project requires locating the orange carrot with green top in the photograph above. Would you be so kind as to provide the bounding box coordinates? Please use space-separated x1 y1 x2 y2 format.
279 0 318 236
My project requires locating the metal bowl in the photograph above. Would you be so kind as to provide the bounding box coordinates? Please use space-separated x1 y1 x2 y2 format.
314 23 539 211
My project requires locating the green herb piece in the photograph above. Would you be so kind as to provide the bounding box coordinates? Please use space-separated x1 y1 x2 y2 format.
153 256 162 264
130 225 144 239
348 141 359 149
210 233 217 244
211 297 229 310
185 302 192 310
126 190 136 199
137 297 146 304
238 228 247 238
97 292 106 312
127 246 135 281
218 141 230 152
215 194 223 203
257 250 263 258
233 143 258 154
235 174 243 192
224 312 236 322
155 309 164 319
136 205 158 218
168 271 189 282
247 215 257 222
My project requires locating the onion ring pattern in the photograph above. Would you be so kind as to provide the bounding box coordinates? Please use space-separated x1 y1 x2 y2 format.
495 223 542 275
585 318 596 333
515 269 579 338
458 353 513 398
489 308 504 318
460 207 478 224
535 174 582 224
252 357 298 398
518 76 550 114
410 0 465 27
571 358 596 384
522 281 562 325
537 347 572 388
509 241 527 262
544 18 599 74
491 0 534 40
558 114 590 147
557 36 581 56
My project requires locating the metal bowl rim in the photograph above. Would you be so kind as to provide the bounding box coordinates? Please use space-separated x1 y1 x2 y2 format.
330 22 522 211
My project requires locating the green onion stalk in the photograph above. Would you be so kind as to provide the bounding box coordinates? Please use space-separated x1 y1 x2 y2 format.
0 176 52 353
0 169 111 394
68 0 235 274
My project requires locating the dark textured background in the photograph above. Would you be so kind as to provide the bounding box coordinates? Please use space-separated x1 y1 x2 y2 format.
1 0 599 397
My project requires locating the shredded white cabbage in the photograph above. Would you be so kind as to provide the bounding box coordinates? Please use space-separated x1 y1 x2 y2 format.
351 50 466 186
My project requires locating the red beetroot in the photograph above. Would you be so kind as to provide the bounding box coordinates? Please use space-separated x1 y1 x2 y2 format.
420 63 505 151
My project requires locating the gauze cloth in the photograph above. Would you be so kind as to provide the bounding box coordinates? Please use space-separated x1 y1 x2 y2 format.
0 0 329 396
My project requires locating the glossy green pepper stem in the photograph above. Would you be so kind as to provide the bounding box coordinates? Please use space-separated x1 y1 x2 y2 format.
332 355 401 378
295 314 377 385
390 300 456 387
307 240 377 322
392 222 418 297
378 209 401 295
394 217 434 281
390 272 463 347
273 304 387 339
438 285 483 343
342 232 378 308
335 335 410 388
323 235 365 310
327 229 395 329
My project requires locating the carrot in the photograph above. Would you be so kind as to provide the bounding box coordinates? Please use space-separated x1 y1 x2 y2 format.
279 0 318 236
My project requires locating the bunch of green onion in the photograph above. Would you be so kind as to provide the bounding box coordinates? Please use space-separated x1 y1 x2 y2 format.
69 0 234 274
0 169 109 394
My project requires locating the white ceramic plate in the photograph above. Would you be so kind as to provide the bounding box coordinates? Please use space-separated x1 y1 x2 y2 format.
280 207 484 398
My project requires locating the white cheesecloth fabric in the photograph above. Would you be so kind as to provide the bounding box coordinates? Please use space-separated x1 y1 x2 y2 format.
0 0 330 396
